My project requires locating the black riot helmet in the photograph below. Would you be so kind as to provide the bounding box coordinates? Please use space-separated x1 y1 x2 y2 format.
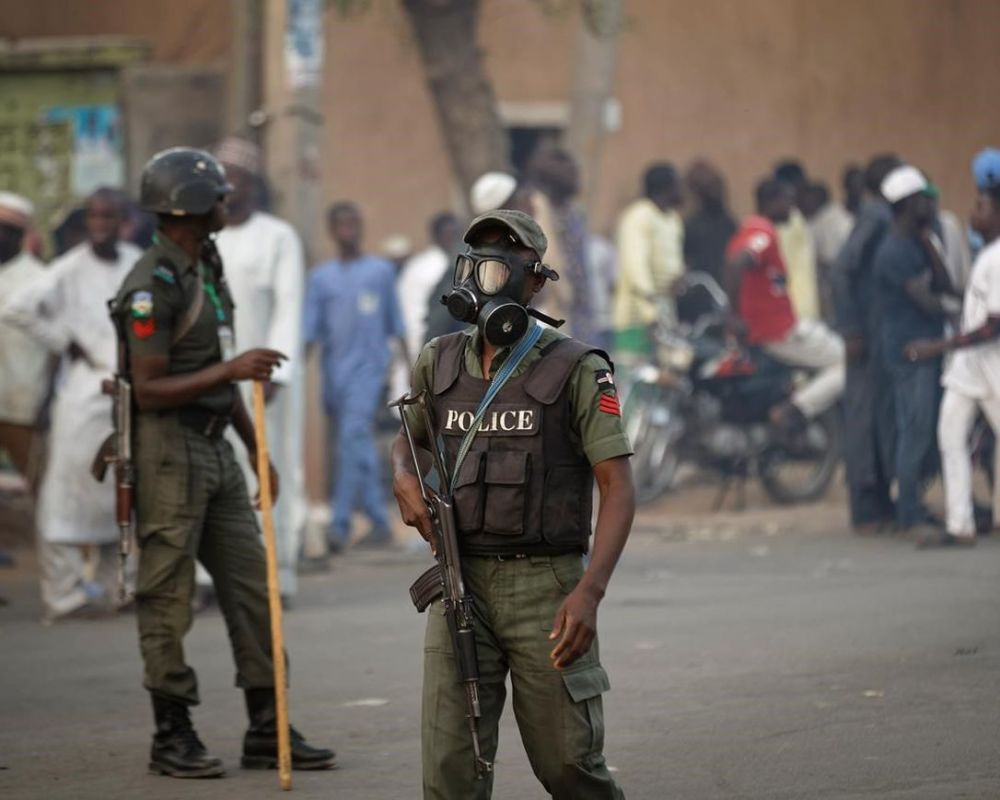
139 147 233 216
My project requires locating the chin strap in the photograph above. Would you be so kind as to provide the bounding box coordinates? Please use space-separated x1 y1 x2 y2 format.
527 307 565 328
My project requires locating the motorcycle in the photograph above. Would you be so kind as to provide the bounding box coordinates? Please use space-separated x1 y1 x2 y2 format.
622 272 842 507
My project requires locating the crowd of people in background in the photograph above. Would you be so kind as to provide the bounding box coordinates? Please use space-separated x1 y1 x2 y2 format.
2 137 1000 621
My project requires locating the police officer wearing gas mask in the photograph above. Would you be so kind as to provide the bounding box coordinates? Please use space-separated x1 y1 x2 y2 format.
392 209 635 799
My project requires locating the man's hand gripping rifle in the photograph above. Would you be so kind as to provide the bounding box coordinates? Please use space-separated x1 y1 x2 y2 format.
391 392 492 778
90 307 134 602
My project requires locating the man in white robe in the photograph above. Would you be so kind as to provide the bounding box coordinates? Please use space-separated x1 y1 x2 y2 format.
214 137 307 600
390 211 460 398
2 189 141 619
0 192 49 490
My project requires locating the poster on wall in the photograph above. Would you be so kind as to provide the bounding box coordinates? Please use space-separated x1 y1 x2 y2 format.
286 0 324 89
43 104 124 195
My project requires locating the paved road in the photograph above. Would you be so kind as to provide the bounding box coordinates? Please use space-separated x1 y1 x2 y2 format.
1 494 998 799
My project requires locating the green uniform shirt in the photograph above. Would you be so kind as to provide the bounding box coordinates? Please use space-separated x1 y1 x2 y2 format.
405 326 633 466
115 233 237 415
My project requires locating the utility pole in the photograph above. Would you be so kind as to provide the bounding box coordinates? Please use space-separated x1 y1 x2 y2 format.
260 0 329 524
226 0 263 139
261 0 324 258
565 0 623 215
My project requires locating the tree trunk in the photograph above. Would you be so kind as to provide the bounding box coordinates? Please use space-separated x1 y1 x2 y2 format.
401 0 511 208
565 0 623 214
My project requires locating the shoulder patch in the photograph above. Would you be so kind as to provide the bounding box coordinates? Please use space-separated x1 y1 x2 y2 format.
130 291 154 319
598 394 622 416
132 318 156 339
594 368 616 394
153 264 177 284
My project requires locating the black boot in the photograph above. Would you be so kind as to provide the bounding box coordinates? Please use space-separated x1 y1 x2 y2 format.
149 695 225 778
241 688 336 770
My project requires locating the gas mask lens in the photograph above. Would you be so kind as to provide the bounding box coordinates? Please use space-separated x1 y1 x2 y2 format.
454 254 474 285
453 254 512 295
475 260 510 295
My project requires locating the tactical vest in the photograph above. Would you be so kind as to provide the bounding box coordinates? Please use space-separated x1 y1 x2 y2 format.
429 332 608 555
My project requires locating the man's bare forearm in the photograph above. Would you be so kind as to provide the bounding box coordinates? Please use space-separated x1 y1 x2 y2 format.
392 432 433 480
577 456 635 601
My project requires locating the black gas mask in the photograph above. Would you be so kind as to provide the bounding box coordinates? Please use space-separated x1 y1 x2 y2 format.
444 242 558 346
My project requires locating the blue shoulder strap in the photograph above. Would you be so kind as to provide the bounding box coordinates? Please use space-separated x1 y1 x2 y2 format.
448 322 544 494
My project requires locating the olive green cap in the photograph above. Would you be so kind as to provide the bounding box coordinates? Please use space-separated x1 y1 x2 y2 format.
464 209 548 260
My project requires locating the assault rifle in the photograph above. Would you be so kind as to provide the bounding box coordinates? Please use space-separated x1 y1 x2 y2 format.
91 305 134 601
392 392 492 779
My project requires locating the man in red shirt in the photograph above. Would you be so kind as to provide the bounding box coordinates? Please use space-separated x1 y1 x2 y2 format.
725 178 845 431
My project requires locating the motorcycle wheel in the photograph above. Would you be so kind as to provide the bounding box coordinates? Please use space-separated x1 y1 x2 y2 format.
759 408 841 505
623 380 682 505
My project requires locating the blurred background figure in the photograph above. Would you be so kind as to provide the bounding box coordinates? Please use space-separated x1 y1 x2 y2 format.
831 154 903 533
305 201 406 553
873 165 958 535
120 199 156 251
470 171 518 217
928 184 973 295
2 188 140 620
587 227 617 352
214 136 308 601
381 234 414 274
683 159 736 286
908 148 1000 547
806 166 865 271
805 165 863 318
527 145 604 346
613 162 685 363
51 207 88 258
391 210 461 398
725 178 845 435
774 160 821 323
0 192 49 492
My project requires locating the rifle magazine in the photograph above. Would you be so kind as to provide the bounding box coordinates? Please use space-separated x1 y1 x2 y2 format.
409 564 444 612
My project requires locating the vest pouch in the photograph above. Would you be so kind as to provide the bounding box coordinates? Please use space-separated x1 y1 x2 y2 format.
453 450 485 533
483 450 531 536
541 466 593 547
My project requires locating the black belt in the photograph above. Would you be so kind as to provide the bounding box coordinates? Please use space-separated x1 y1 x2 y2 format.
463 548 584 561
176 407 230 438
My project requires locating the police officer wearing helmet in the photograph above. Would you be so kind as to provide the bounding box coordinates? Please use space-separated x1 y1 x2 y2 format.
392 209 635 798
114 147 334 777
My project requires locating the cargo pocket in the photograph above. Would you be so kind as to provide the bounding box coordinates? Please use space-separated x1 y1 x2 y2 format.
136 425 193 548
561 664 610 758
452 450 485 533
541 466 591 546
483 450 529 535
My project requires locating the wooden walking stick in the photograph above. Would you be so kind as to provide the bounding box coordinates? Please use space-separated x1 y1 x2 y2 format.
253 380 293 791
